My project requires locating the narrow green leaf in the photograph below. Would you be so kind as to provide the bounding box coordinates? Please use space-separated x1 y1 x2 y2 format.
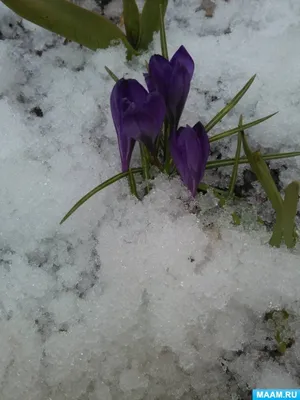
206 151 300 170
241 133 283 212
205 75 256 133
138 0 168 50
60 168 143 224
1 0 137 55
278 342 287 355
228 115 243 196
209 112 278 143
159 3 168 60
105 66 119 82
140 144 151 194
269 216 284 248
128 168 139 198
232 212 241 226
282 181 300 248
241 131 288 247
198 183 227 199
122 0 140 48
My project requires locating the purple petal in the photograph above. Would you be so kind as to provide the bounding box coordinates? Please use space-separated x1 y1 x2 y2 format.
170 123 210 196
144 92 166 133
119 78 148 104
144 72 156 93
111 79 148 132
146 48 194 128
170 127 191 191
123 92 166 152
193 121 210 166
110 79 123 136
170 45 194 80
111 79 148 171
146 55 172 98
168 62 191 126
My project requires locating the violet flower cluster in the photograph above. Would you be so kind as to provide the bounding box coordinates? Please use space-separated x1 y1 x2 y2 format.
110 45 210 196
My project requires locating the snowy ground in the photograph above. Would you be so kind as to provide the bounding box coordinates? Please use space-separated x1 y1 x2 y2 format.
1 0 300 399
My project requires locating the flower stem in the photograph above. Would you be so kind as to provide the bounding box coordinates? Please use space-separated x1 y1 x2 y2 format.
150 155 164 172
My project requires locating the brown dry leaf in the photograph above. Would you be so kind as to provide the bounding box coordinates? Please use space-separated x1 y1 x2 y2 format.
119 13 124 27
200 0 216 18
199 0 230 18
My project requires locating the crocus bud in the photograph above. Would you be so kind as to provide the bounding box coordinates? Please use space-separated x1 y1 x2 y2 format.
170 121 210 196
110 78 166 171
145 45 194 128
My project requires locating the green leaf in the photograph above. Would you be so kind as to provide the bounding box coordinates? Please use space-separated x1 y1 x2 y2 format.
60 168 143 224
122 0 140 48
105 66 119 82
228 115 243 196
277 341 287 355
209 112 278 143
282 181 300 248
140 144 151 194
138 0 168 50
159 3 168 60
232 212 241 226
198 183 227 199
128 168 139 198
240 131 289 247
1 0 137 55
241 134 283 212
269 214 284 247
206 151 300 169
205 75 256 133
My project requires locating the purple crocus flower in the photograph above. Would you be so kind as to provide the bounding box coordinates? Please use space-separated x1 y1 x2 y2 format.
110 78 166 171
170 122 210 196
145 45 194 128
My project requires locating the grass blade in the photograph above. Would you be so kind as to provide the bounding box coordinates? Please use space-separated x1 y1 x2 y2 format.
128 168 139 198
228 115 243 196
198 183 227 199
60 168 143 224
241 130 287 247
123 0 140 49
105 66 119 82
209 112 278 143
269 216 283 248
241 133 283 212
139 144 151 194
2 0 137 55
206 151 300 169
282 181 300 248
205 75 256 133
159 3 168 59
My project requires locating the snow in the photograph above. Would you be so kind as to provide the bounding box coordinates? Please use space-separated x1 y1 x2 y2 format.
0 0 300 399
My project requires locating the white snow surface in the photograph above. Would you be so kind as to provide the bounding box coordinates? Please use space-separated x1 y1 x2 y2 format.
0 0 300 399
